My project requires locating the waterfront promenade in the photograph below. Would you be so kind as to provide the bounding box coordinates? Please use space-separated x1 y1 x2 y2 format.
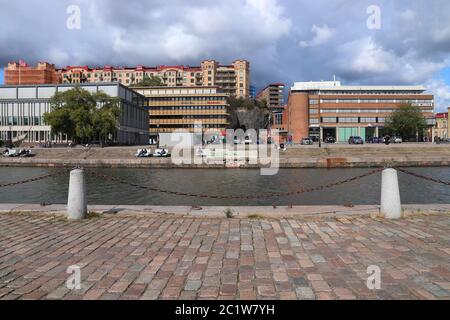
0 210 449 300
1 143 450 168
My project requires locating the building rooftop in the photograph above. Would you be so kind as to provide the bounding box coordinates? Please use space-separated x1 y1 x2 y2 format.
291 81 427 92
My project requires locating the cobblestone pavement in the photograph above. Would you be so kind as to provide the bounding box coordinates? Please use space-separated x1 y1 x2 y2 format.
0 212 449 300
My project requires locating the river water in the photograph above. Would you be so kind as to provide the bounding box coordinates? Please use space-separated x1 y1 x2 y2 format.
0 167 449 206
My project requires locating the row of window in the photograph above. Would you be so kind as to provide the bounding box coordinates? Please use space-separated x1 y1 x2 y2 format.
149 106 227 110
310 108 433 114
150 115 227 119
150 124 225 128
312 99 433 104
0 116 42 126
148 96 226 101
310 117 386 124
307 90 427 95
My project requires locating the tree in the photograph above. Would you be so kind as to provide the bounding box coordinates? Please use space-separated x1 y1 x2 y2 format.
384 103 427 141
43 87 121 144
130 75 164 87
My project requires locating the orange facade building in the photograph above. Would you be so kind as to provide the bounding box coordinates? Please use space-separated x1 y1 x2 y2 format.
284 81 435 142
4 61 59 85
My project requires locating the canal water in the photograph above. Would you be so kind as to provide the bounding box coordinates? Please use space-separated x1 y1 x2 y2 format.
0 167 449 206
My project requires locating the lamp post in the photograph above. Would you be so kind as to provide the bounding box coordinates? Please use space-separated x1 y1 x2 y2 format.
156 124 160 148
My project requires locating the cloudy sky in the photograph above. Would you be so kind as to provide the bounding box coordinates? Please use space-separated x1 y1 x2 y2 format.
1 0 450 111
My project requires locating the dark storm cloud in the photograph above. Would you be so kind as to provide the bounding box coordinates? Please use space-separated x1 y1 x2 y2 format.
1 0 449 110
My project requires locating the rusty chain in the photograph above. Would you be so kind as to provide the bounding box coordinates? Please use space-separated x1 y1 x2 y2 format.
88 167 384 200
1 166 446 198
0 169 69 188
396 168 450 186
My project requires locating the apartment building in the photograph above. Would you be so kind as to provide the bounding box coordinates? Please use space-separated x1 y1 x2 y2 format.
132 86 229 136
0 83 148 144
58 59 250 98
284 81 435 142
256 83 286 133
434 112 448 140
4 61 59 85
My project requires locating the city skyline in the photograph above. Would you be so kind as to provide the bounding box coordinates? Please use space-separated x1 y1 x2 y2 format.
1 0 450 111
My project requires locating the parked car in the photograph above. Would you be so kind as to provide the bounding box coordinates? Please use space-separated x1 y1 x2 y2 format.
367 137 381 143
348 136 364 144
135 149 152 157
152 148 171 157
301 138 314 145
392 136 403 144
325 136 336 143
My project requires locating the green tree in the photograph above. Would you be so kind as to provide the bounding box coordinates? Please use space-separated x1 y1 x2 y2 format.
43 87 121 144
384 103 427 141
130 75 164 87
226 96 268 110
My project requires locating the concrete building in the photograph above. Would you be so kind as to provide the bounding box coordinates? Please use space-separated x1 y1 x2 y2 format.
58 59 250 98
256 83 286 134
0 83 148 145
284 81 435 142
434 112 448 140
132 86 229 138
256 83 285 111
4 61 59 85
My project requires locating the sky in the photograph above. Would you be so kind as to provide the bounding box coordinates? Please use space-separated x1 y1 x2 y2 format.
1 0 450 112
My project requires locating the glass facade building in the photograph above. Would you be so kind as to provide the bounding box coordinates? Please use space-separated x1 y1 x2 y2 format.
0 83 149 144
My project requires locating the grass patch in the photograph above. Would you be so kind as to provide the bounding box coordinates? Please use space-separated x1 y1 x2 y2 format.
86 211 102 219
224 208 235 219
247 214 264 220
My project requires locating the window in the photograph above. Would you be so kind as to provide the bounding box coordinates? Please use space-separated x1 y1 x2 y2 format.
309 118 319 124
338 117 359 123
360 117 377 123
309 109 318 114
309 99 319 105
377 117 386 123
322 117 337 123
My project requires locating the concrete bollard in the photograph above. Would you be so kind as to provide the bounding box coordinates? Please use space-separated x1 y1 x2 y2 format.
67 169 87 220
380 168 402 219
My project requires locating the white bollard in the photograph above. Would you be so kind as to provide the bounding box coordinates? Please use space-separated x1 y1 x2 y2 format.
67 169 87 220
380 168 402 219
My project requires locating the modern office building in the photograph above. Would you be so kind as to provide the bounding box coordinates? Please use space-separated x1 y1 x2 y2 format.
4 61 59 85
0 83 149 144
284 81 435 142
132 86 229 136
434 112 448 140
57 59 250 98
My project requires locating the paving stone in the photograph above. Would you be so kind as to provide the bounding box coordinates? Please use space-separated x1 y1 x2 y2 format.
0 213 449 300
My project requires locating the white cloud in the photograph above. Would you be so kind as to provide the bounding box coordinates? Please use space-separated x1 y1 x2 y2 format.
426 77 450 113
299 24 335 48
339 37 392 73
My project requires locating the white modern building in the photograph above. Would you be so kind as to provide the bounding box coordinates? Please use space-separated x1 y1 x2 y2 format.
0 83 149 145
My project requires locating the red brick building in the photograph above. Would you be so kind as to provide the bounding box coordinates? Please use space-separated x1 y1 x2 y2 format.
4 60 59 85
